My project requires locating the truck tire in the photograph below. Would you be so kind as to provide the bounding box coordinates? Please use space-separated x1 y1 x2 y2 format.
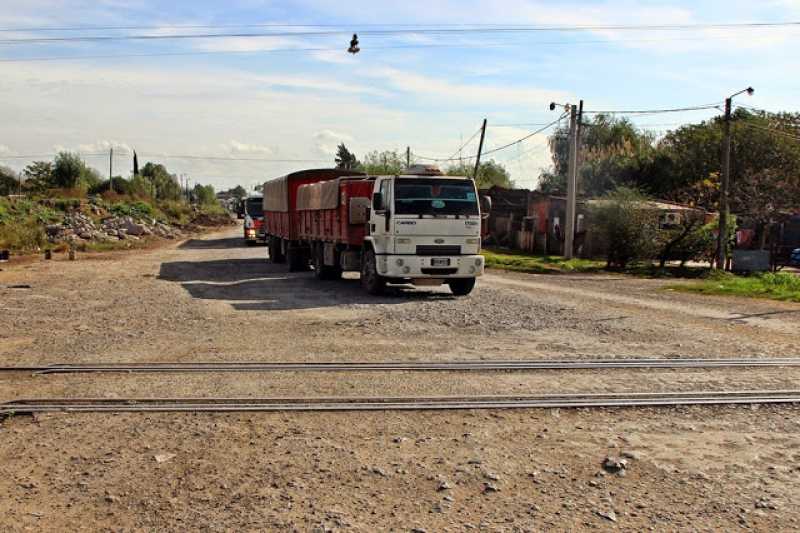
361 249 386 295
287 247 307 272
313 243 341 280
448 278 476 296
268 237 285 264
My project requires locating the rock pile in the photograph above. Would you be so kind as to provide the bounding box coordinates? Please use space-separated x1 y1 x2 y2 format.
46 212 183 244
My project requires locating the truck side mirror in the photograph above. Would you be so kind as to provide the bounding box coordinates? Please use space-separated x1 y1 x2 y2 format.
480 195 492 219
372 192 384 212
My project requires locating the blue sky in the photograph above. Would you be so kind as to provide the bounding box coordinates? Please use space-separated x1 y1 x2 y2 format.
0 0 798 190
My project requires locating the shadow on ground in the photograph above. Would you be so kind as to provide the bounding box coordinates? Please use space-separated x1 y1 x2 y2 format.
179 238 251 250
160 237 453 310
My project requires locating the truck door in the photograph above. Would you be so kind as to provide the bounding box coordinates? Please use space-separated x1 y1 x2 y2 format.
370 177 391 254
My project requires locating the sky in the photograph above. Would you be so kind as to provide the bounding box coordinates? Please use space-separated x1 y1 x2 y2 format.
0 0 798 191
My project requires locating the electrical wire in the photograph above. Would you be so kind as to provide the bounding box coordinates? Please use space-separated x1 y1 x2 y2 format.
738 121 800 142
481 114 567 157
1 22 799 44
3 21 798 33
584 103 723 115
446 126 483 162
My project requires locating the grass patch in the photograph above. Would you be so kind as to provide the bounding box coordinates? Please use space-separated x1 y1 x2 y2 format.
667 271 800 303
482 248 605 274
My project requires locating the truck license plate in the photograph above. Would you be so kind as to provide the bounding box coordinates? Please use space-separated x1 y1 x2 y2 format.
431 258 451 267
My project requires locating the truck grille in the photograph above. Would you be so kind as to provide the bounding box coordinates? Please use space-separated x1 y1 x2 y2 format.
416 245 461 256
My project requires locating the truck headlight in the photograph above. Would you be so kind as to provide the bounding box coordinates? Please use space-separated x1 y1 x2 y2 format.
396 238 411 244
396 258 405 267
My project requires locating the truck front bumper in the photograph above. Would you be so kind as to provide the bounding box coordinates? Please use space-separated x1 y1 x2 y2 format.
376 255 484 279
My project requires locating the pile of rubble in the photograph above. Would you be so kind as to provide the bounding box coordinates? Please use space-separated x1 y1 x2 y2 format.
46 212 183 244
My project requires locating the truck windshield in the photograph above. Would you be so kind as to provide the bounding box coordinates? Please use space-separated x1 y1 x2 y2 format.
394 179 478 216
246 198 264 217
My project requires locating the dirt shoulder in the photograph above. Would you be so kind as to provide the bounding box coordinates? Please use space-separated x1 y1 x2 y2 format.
1 227 800 531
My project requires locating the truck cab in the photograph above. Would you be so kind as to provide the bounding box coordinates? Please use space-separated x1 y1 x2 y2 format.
361 165 486 296
243 194 265 246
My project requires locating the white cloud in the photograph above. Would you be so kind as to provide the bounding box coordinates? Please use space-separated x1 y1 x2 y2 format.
224 140 276 156
366 66 568 108
76 140 133 155
313 130 353 156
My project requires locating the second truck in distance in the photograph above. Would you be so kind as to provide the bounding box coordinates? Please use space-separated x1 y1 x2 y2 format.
261 165 488 296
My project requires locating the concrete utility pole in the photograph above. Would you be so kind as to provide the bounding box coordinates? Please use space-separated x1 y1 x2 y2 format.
406 146 411 170
473 118 487 181
716 86 754 270
564 104 579 260
109 148 114 193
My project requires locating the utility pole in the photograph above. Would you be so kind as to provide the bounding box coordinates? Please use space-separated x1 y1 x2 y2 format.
472 118 487 181
564 104 579 259
109 147 114 193
717 98 732 270
406 146 411 170
716 86 754 270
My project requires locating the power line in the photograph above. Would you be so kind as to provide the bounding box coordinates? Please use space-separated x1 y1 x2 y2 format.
738 121 800 142
446 126 483 162
481 115 567 157
3 21 798 33
584 103 723 115
1 22 799 45
0 152 331 163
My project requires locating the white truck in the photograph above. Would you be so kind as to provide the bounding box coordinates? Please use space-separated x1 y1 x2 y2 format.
262 165 490 296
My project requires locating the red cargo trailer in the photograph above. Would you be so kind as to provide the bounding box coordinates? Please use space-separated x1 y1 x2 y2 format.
296 176 376 278
262 168 365 270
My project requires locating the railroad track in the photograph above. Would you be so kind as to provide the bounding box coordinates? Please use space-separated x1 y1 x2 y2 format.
3 357 800 374
3 390 800 414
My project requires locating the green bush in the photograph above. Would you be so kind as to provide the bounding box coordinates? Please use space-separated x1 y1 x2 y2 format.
109 200 156 219
591 187 659 268
0 220 46 251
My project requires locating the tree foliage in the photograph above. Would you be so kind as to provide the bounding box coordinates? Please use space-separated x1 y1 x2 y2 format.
140 162 181 201
446 159 514 189
193 184 217 205
22 161 54 193
590 187 659 268
361 150 406 175
0 166 19 196
334 143 360 170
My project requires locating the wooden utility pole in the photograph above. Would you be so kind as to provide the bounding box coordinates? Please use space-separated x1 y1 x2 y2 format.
109 147 114 193
472 118 487 181
406 146 411 169
717 97 733 270
564 104 578 259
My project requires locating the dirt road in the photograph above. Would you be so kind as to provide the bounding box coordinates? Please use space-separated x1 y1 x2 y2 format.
1 227 800 531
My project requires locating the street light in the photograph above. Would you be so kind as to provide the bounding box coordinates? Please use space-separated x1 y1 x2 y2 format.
549 100 582 259
717 86 755 270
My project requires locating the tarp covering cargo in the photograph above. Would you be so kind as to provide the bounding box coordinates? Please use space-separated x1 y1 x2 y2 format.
263 177 289 212
297 179 340 211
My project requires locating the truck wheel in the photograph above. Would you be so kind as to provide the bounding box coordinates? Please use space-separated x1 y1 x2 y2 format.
448 278 476 296
313 244 333 280
268 238 285 263
287 247 307 272
361 249 386 295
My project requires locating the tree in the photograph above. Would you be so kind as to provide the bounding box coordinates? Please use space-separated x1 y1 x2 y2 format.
590 187 659 268
22 161 54 193
335 143 360 170
0 166 19 196
193 183 217 205
540 115 655 196
141 162 181 201
52 152 85 189
446 159 514 189
229 185 247 200
361 150 405 175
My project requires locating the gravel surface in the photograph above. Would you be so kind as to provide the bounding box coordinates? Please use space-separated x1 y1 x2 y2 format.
1 226 800 531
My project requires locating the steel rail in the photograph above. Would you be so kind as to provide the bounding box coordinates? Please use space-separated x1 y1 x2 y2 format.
3 358 800 375
4 390 800 413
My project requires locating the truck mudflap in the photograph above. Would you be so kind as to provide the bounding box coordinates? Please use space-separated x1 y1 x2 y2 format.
376 255 484 279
